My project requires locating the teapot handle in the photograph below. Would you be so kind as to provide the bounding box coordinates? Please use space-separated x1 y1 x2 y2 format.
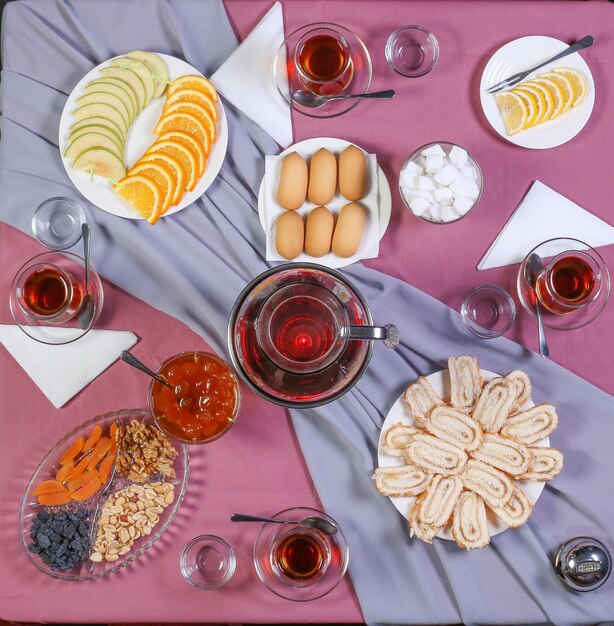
339 324 400 349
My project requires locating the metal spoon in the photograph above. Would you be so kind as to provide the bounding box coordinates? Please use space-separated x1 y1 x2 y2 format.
291 88 395 108
78 223 95 330
339 323 400 349
527 253 550 358
230 513 338 536
120 350 174 390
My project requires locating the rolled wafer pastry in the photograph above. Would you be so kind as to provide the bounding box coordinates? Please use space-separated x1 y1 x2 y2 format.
517 447 564 481
506 370 532 410
419 474 462 527
472 377 517 433
406 433 467 476
426 406 483 452
462 459 514 509
500 403 558 445
448 356 482 410
381 423 422 456
470 433 531 476
403 377 444 425
372 464 432 497
409 494 440 544
452 491 490 550
487 485 532 528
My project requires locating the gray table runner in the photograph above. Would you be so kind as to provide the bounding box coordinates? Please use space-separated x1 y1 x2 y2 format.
1 1 613 624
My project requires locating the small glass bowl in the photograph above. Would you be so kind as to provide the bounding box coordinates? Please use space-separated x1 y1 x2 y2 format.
385 26 439 77
461 285 516 339
181 535 236 590
399 141 483 224
32 197 87 250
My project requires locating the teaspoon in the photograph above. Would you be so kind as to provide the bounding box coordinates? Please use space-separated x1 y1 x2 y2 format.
527 253 550 358
78 223 95 330
291 88 395 108
231 513 338 536
120 350 174 390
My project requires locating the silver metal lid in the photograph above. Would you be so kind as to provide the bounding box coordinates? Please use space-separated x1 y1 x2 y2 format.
555 537 611 592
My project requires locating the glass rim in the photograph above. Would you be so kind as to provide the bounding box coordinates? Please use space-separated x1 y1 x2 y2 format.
293 26 352 86
385 25 440 78
461 284 516 339
180 534 236 590
32 196 87 250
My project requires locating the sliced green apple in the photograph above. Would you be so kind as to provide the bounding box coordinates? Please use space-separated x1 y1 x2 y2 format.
69 117 126 145
75 91 131 128
73 147 126 180
67 125 124 155
83 80 136 121
127 51 170 99
72 102 128 135
64 132 123 162
100 66 146 111
111 57 155 105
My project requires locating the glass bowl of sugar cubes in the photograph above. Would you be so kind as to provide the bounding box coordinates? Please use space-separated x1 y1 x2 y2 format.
399 142 483 224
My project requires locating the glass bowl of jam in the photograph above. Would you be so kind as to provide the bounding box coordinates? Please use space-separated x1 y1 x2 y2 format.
148 351 241 445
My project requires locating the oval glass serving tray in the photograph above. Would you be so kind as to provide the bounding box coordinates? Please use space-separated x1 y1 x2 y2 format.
19 409 188 580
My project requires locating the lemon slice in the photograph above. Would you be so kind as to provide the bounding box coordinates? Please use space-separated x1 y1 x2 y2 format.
495 91 528 135
515 84 548 124
533 78 565 119
511 89 538 128
540 72 573 114
554 68 587 106
523 81 555 122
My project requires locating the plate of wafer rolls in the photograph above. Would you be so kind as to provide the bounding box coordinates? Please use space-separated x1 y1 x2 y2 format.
373 356 564 549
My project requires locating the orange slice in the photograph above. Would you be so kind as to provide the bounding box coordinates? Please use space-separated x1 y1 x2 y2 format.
153 111 208 147
167 75 218 102
162 101 216 146
158 130 206 177
145 139 198 192
127 160 175 214
164 88 218 121
137 152 186 205
114 174 163 224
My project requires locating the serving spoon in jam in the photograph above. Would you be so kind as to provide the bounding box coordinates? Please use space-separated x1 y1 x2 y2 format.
231 513 338 536
120 350 174 390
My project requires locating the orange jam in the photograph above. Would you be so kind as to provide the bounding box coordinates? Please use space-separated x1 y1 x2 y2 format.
150 352 240 443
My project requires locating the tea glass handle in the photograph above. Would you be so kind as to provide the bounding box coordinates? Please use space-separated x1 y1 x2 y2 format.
340 324 400 348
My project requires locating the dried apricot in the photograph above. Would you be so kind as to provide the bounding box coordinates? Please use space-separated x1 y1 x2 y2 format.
59 437 84 465
87 437 112 471
38 491 72 506
55 462 74 483
82 424 103 453
97 454 115 484
70 476 102 501
33 480 68 497
67 469 98 493
110 422 118 441
65 456 90 482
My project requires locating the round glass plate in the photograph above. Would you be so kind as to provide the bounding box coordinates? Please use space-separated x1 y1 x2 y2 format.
273 22 372 119
516 238 610 330
9 251 104 345
58 53 228 220
253 507 349 601
19 409 189 580
378 369 549 541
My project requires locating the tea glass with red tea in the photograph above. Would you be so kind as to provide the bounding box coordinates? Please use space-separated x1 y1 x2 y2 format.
535 250 603 315
294 27 354 96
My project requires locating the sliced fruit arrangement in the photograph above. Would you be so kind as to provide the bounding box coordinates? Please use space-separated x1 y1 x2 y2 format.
32 422 118 506
495 67 587 136
64 51 170 181
113 74 219 224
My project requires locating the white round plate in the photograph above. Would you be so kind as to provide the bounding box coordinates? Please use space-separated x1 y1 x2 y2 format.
480 36 595 149
59 53 228 219
258 137 392 269
378 369 548 541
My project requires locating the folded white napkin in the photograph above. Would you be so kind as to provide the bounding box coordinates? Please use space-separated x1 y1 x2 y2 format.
263 151 380 267
211 2 292 148
478 180 614 270
0 325 137 408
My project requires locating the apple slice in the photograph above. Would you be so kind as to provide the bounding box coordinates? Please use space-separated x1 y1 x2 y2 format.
64 132 124 162
72 102 129 135
100 66 146 111
128 51 170 99
75 91 131 129
67 126 124 156
111 57 154 106
69 117 126 146
83 80 136 121
73 147 126 180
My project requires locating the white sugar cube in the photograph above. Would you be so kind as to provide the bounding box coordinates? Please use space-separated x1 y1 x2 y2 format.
404 161 424 175
417 175 435 191
425 155 444 174
434 187 454 206
429 202 443 222
453 194 474 216
421 210 432 220
421 144 446 158
460 163 477 180
448 145 468 166
409 196 431 216
441 205 458 222
400 170 418 189
434 164 459 186
402 188 432 201
450 175 480 201
416 155 427 168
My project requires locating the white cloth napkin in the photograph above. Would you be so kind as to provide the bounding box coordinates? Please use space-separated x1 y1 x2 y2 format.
263 152 380 266
0 325 137 408
478 180 614 270
211 2 292 148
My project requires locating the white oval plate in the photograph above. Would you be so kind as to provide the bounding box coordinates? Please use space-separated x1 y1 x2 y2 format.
257 137 392 269
377 369 548 541
58 53 228 220
480 36 595 149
